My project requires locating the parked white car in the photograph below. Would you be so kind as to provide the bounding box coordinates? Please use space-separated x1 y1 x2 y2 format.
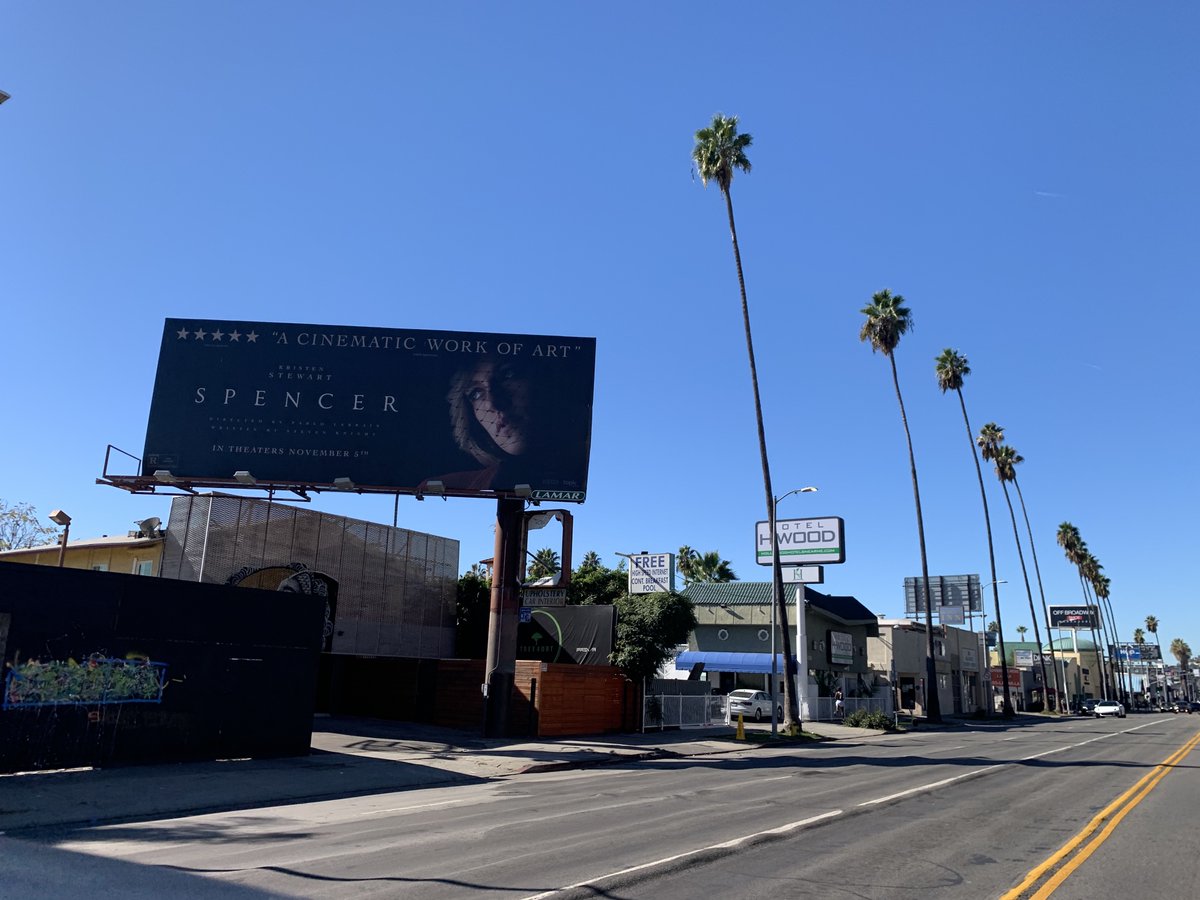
1094 700 1126 718
727 689 781 723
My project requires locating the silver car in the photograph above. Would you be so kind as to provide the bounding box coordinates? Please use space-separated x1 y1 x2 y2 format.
1094 700 1126 718
727 689 781 723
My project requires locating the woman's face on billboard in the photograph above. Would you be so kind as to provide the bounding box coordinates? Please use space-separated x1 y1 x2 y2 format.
466 359 532 456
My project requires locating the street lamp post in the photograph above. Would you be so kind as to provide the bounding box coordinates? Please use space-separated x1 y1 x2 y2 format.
50 509 71 568
770 486 817 736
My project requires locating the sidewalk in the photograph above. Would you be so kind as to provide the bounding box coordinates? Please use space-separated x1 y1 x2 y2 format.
0 716 881 834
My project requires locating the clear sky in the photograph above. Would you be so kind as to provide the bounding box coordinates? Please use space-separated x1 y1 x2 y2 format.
3 4 1196 653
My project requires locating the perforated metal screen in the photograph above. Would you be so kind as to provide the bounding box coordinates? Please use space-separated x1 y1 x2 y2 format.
162 495 458 657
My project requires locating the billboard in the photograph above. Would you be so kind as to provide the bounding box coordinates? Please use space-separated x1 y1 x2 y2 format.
141 319 596 501
904 574 982 615
516 605 615 666
1110 642 1161 661
627 553 675 595
1049 605 1099 629
756 517 845 566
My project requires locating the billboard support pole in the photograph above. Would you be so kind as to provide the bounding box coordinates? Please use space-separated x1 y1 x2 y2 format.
483 497 525 737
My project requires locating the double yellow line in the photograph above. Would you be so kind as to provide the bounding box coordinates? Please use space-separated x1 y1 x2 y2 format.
1002 728 1200 899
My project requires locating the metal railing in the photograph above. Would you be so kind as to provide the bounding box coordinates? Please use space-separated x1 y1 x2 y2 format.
643 693 716 730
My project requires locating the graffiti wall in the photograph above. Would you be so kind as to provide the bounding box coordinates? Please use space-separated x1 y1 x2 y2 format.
0 561 325 773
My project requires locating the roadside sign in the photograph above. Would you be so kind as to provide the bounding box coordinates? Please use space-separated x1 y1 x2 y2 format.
755 517 845 566
627 553 675 594
781 566 824 584
938 604 965 625
904 575 982 614
522 588 567 607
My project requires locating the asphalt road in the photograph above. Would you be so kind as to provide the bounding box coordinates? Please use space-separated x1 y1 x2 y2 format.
4 715 1197 899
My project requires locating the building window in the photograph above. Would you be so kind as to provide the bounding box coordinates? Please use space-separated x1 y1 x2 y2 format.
91 563 108 572
134 560 153 576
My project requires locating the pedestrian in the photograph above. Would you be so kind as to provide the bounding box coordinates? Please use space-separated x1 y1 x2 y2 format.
834 688 844 720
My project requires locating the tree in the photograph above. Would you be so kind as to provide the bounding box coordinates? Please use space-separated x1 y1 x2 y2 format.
455 568 492 658
1145 615 1165 700
860 289 941 722
678 547 736 585
1170 638 1193 701
611 591 698 688
527 547 560 581
935 352 1012 716
0 500 59 551
568 554 627 606
693 113 799 732
990 443 1051 711
1091 571 1129 704
1056 524 1112 701
1016 626 1028 640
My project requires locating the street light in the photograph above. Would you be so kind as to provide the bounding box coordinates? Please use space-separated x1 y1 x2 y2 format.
770 486 818 736
49 509 71 568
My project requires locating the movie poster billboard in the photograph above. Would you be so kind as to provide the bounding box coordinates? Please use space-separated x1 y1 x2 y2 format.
142 319 596 501
1049 605 1099 629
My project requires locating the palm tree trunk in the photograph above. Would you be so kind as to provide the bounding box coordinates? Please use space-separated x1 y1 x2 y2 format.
1080 576 1110 700
721 188 799 730
1012 477 1064 713
1099 595 1127 704
1000 482 1050 711
955 389 1012 715
890 353 942 722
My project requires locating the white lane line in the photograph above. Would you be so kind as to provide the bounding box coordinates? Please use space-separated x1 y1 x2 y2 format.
857 765 1003 806
520 810 843 900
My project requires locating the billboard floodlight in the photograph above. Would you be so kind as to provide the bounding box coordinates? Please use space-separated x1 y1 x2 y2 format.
234 470 256 484
514 484 532 497
333 477 355 491
153 470 177 483
425 480 446 494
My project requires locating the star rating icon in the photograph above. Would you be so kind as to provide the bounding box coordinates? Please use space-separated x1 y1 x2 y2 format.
173 324 258 343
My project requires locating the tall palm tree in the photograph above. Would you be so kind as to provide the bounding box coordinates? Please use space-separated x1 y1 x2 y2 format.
935 351 1012 715
1132 628 1147 702
1170 638 1192 701
860 289 941 722
1056 524 1109 700
693 114 799 731
1092 572 1127 703
998 439 1065 712
1016 625 1028 640
991 444 1052 711
1084 549 1118 705
1146 615 1165 702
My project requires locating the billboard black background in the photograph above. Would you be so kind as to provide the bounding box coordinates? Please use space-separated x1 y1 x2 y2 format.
143 319 596 498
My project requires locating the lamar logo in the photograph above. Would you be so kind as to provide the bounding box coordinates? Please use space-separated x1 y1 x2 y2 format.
531 490 586 502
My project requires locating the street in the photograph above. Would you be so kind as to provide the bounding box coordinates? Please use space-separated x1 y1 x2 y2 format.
3 715 1198 898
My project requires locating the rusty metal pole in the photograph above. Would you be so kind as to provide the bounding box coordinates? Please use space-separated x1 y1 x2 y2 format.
483 497 525 737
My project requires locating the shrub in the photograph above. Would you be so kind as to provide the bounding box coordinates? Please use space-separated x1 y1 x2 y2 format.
843 708 895 730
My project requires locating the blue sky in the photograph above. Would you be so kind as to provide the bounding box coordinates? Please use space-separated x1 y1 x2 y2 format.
3 4 1196 652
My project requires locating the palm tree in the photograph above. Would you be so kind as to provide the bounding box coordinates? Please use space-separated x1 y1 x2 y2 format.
1170 638 1192 701
990 444 1051 711
693 551 737 583
1079 552 1117 701
693 114 799 731
994 437 1066 712
860 289 940 722
1092 572 1127 704
1016 625 1028 640
935 351 1012 715
1056 524 1110 700
527 547 561 581
1146 615 1165 702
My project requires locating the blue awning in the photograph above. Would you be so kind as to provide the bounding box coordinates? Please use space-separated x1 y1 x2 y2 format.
674 651 797 675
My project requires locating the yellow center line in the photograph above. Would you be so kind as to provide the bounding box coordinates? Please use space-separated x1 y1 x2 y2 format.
1001 729 1200 900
